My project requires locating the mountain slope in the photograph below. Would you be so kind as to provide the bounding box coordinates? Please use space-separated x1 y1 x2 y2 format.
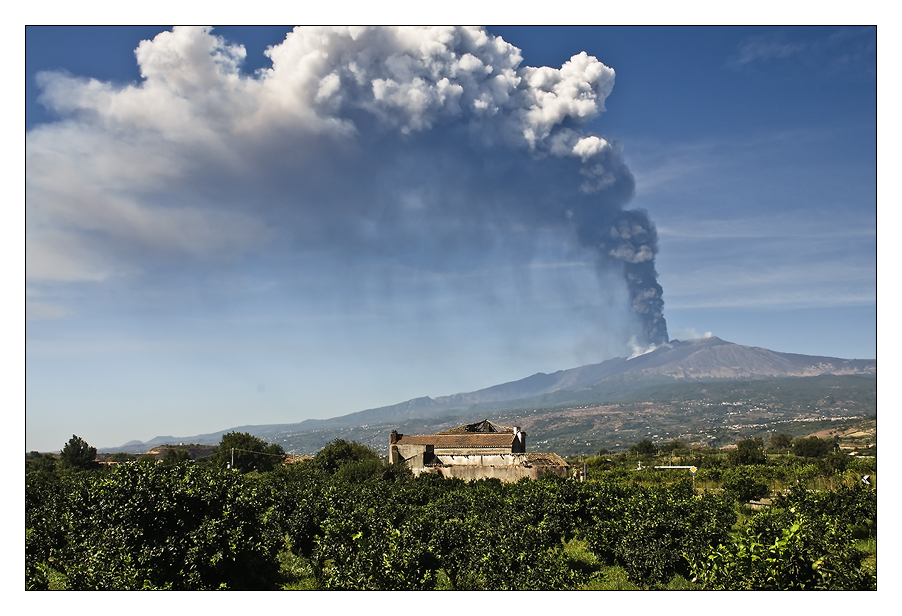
315 337 875 426
106 337 875 452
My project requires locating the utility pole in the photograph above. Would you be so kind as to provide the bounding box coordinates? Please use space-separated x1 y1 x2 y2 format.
231 447 234 470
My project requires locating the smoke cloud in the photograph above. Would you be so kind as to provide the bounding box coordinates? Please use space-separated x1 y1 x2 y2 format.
27 26 668 346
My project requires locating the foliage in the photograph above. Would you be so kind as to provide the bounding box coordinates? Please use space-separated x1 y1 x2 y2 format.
770 484 877 539
629 439 657 456
727 438 766 466
211 432 285 473
693 484 876 590
27 463 281 589
722 467 770 503
26 471 74 589
312 439 382 475
26 437 876 591
109 452 136 463
816 451 849 474
26 455 57 474
693 511 875 590
768 433 793 451
660 439 686 453
581 479 735 588
162 448 190 466
792 436 837 458
59 435 99 471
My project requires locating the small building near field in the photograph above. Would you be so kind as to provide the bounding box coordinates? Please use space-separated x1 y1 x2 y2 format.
389 419 569 482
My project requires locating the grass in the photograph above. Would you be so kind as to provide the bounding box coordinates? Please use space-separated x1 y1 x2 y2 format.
278 551 317 590
580 566 638 590
856 537 877 578
44 565 68 590
241 533 884 591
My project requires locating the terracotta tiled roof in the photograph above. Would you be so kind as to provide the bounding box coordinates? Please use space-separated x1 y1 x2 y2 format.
396 433 516 448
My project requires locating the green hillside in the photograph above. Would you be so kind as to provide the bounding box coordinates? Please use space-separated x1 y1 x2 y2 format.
271 375 876 456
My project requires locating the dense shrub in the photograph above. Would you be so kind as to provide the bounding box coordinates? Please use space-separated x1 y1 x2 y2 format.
312 439 382 474
26 443 876 591
722 467 770 502
727 438 766 466
27 463 281 589
792 436 837 458
693 504 876 589
581 479 735 587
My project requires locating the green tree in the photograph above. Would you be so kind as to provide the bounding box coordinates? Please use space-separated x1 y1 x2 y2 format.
693 511 875 590
792 436 837 458
722 468 770 502
660 439 686 453
162 448 190 466
582 479 735 588
629 439 657 457
212 432 284 473
767 433 793 452
312 439 381 474
728 438 766 466
26 455 57 474
59 435 99 470
57 464 281 589
109 452 136 463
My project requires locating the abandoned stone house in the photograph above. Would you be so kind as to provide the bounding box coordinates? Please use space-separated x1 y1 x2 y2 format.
389 419 569 482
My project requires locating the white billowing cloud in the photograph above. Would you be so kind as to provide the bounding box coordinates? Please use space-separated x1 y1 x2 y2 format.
27 26 622 278
34 26 617 157
572 135 610 161
27 26 666 344
256 27 616 149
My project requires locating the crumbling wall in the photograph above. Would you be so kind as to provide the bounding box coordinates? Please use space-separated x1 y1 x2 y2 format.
410 452 569 482
421 464 569 482
390 443 432 467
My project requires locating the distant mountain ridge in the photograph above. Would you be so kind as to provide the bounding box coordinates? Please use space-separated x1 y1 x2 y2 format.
104 337 876 452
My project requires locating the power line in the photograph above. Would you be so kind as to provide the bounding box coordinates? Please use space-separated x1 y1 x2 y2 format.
229 447 286 457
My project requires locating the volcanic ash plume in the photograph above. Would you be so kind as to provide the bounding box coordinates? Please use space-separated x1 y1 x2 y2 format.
574 207 669 347
27 26 669 347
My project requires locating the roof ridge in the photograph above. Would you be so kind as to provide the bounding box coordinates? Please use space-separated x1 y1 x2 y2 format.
436 419 514 435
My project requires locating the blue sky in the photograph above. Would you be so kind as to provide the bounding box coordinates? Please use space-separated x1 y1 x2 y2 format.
25 26 876 452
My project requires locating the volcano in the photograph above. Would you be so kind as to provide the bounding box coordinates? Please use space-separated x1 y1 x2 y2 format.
107 337 875 452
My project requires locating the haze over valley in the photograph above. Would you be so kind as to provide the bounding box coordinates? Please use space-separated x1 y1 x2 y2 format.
104 337 876 456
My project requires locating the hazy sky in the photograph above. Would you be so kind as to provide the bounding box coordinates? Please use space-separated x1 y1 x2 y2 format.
25 26 876 451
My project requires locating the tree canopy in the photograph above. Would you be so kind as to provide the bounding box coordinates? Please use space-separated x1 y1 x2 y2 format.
728 438 766 466
26 436 876 591
660 439 686 453
59 435 99 470
162 448 190 466
212 432 285 473
629 439 658 456
767 433 793 452
792 436 837 458
312 438 382 474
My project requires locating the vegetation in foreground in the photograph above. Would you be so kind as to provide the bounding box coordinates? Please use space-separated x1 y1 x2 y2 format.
26 434 876 590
